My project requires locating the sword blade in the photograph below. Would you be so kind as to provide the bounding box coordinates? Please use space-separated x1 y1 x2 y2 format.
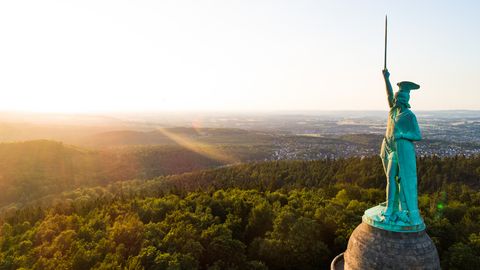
384 15 388 70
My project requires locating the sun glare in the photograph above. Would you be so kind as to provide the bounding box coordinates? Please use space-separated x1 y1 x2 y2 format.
156 127 239 164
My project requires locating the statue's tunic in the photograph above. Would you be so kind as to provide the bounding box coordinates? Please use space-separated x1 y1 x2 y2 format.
380 108 421 206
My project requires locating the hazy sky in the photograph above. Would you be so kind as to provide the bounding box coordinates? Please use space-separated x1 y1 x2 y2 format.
0 1 479 113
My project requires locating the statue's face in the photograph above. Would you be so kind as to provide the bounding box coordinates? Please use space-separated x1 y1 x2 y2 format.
394 91 410 108
393 98 409 109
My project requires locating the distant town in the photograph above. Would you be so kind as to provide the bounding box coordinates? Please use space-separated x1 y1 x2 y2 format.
1 110 479 160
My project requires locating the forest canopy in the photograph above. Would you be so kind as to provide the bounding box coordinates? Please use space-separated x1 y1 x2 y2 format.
1 154 480 269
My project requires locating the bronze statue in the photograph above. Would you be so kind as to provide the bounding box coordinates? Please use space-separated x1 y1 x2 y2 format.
362 17 425 231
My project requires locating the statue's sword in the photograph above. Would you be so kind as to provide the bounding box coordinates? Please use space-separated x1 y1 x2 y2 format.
384 15 388 70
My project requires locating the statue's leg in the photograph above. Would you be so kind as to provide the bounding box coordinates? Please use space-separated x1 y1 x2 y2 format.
384 154 399 217
401 177 422 224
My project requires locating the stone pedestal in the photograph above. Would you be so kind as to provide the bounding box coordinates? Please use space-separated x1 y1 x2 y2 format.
331 222 440 270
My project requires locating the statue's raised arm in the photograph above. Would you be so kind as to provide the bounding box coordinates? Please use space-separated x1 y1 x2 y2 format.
382 69 394 108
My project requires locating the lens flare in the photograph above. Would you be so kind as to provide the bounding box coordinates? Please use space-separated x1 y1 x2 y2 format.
155 127 238 164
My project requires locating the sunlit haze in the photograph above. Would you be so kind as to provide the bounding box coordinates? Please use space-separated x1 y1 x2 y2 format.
1 1 479 113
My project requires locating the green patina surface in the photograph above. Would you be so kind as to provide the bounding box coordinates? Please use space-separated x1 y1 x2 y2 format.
362 69 425 232
363 205 426 232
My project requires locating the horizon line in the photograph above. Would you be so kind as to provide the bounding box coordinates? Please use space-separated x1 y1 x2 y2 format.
1 109 480 115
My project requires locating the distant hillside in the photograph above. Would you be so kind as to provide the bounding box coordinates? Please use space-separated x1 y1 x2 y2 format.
0 140 97 205
0 140 252 208
80 127 272 147
80 130 176 146
338 133 383 147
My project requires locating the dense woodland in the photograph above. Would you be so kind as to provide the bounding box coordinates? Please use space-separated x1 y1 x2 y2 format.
1 150 480 269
